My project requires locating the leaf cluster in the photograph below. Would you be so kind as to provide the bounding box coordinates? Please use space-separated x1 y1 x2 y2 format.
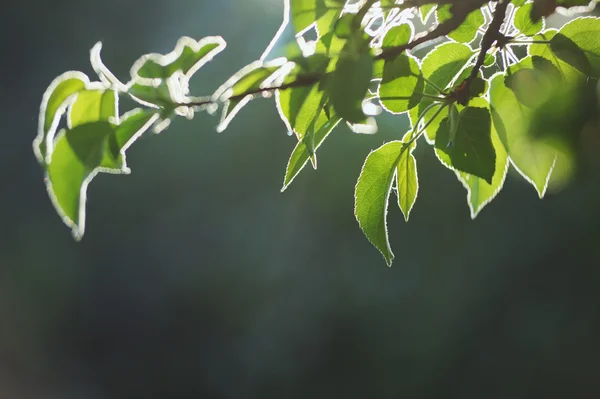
34 0 600 265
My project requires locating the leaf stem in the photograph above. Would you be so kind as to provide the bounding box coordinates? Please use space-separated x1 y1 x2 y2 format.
421 76 445 94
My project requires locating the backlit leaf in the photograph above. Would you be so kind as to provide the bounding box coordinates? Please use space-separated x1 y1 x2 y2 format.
489 73 556 197
435 106 496 184
355 141 404 266
396 141 418 221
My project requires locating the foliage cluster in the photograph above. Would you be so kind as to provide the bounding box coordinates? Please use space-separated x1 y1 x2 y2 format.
34 0 600 265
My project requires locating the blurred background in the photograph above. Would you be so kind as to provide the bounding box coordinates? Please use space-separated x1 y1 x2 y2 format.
2 1 600 398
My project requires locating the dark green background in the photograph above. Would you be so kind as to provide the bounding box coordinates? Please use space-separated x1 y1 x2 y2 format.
2 1 600 397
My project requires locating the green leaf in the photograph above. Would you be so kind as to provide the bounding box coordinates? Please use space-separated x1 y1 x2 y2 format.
282 110 341 190
528 30 577 77
355 141 405 266
128 82 177 109
453 98 509 218
277 81 327 142
46 122 116 239
435 106 496 184
484 52 497 67
436 4 452 24
550 17 600 78
489 73 556 198
411 42 475 142
419 4 437 23
290 0 345 35
514 3 544 36
46 110 158 240
213 60 289 132
276 55 330 164
382 24 413 48
34 71 88 165
102 109 160 172
396 141 418 221
69 90 117 128
439 6 485 43
504 55 562 108
328 51 373 123
333 13 354 38
379 53 423 114
130 36 226 84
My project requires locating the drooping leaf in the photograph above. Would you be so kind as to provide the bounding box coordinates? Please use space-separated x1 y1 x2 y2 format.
355 141 405 266
34 72 89 165
504 55 562 108
435 106 496 184
278 81 327 141
328 51 373 123
396 141 418 221
47 122 114 239
102 109 160 172
46 109 158 240
489 73 556 198
213 60 289 132
282 109 341 190
453 98 509 218
379 53 423 114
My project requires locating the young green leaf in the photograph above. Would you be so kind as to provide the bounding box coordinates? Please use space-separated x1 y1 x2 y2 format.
419 4 437 23
379 53 424 114
277 82 327 142
281 110 341 191
328 51 373 123
355 141 404 266
550 17 600 78
102 110 160 172
411 42 475 142
396 141 418 221
504 55 562 108
47 123 114 240
382 24 413 48
435 106 496 184
213 59 289 132
69 90 117 128
438 6 485 43
513 3 544 36
333 13 355 38
528 29 581 80
489 73 556 198
290 0 345 35
130 36 226 85
34 71 89 165
46 109 158 240
453 99 509 218
128 82 177 110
